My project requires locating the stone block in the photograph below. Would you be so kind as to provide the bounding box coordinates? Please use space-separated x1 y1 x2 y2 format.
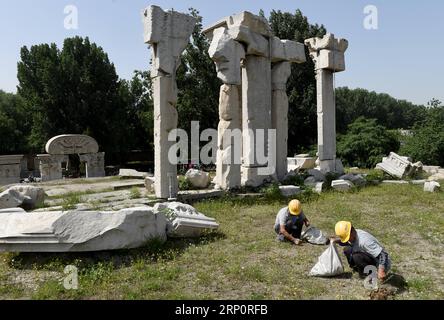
424 181 440 193
119 169 148 179
226 11 272 36
376 152 414 179
0 155 23 186
331 179 354 191
185 169 210 189
279 185 302 197
7 185 45 209
0 207 168 252
154 202 219 238
308 169 326 182
270 37 306 63
228 26 269 57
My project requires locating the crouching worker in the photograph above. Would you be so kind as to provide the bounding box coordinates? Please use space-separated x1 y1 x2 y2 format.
331 221 391 280
274 200 310 245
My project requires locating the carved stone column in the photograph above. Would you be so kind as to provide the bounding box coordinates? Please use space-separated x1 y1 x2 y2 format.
37 154 68 182
142 5 196 199
305 33 348 174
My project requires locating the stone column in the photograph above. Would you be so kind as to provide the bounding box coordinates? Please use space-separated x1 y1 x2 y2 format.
271 62 291 181
305 33 348 174
142 5 196 199
241 55 272 187
79 152 105 178
37 154 68 182
207 27 245 190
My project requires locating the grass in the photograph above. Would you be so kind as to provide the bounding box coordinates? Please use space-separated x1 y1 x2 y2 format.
129 187 142 199
0 183 443 300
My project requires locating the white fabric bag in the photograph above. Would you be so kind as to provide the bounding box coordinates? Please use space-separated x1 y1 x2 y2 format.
309 243 344 277
301 226 328 245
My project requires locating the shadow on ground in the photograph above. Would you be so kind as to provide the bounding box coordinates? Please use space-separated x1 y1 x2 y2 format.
5 231 226 271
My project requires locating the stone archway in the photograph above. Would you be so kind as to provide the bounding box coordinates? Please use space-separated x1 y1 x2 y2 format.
37 135 105 182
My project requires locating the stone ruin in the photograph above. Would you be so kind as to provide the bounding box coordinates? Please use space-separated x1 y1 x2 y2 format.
142 5 197 199
0 155 23 186
37 134 105 182
141 7 349 196
203 12 307 188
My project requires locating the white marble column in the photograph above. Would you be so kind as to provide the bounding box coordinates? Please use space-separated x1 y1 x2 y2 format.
143 5 196 199
305 33 348 174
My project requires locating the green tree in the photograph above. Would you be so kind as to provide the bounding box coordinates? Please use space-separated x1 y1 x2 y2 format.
17 37 129 153
0 90 29 154
400 102 444 166
337 117 400 168
176 8 221 134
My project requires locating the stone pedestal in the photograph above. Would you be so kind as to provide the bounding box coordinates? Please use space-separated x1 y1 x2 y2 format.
79 152 105 178
37 154 68 182
0 155 23 186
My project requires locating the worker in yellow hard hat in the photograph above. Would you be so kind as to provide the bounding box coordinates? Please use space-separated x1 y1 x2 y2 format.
330 221 391 280
274 199 310 245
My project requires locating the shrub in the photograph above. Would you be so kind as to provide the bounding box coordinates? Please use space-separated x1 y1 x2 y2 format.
337 117 400 168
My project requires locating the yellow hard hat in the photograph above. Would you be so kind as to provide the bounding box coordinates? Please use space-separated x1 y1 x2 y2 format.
335 221 352 243
288 199 302 216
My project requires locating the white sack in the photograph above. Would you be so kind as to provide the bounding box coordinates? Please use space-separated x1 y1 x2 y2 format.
309 243 344 277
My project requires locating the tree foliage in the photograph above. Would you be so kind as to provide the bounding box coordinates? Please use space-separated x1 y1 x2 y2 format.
0 90 29 154
400 103 444 166
337 117 400 168
17 37 129 153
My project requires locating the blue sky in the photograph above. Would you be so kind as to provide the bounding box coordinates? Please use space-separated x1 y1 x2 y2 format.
0 0 443 105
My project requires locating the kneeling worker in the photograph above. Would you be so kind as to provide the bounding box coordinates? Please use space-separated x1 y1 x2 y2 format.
331 221 391 280
274 200 310 245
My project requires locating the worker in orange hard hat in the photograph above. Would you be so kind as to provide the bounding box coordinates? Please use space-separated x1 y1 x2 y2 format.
274 199 310 245
330 221 391 280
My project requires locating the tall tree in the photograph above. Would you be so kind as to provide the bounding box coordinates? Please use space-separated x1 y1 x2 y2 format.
0 90 29 154
17 37 129 153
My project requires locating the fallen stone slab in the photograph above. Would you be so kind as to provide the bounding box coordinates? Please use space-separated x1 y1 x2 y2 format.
424 181 440 193
119 169 149 179
331 180 354 191
0 207 168 252
279 185 302 197
113 181 146 191
382 180 409 185
0 208 27 215
154 202 219 238
411 180 427 185
185 169 210 189
314 182 325 194
339 174 366 187
376 152 416 179
177 189 224 202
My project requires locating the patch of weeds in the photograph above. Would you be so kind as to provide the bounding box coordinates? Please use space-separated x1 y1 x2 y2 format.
261 183 284 201
61 193 82 210
129 187 142 199
407 277 434 294
81 261 114 286
178 175 192 191
365 169 385 183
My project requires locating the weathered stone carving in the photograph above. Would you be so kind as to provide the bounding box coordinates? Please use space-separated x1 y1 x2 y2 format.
143 5 196 199
37 154 68 182
79 152 105 178
305 33 348 174
205 11 306 188
46 135 99 155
